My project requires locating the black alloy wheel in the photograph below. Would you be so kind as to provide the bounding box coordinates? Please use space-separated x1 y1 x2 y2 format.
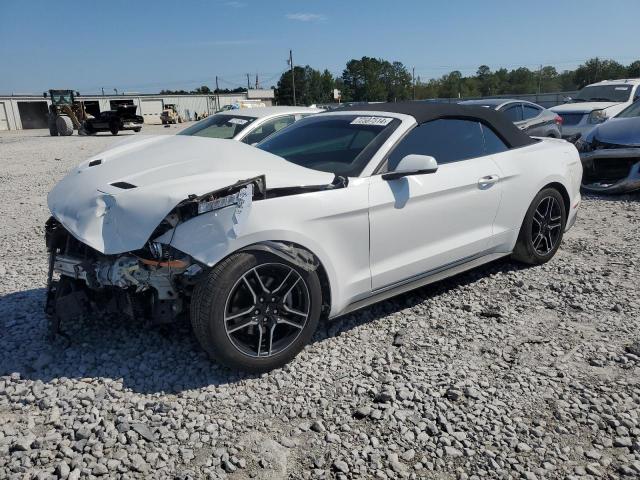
191 251 322 372
223 263 311 358
512 187 566 265
531 195 563 255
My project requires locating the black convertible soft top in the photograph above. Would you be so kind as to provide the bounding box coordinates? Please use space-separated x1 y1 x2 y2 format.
339 102 536 148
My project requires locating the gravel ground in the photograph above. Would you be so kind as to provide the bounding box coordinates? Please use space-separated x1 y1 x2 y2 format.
0 126 639 480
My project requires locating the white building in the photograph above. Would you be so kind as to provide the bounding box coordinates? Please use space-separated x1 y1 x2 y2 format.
0 89 275 131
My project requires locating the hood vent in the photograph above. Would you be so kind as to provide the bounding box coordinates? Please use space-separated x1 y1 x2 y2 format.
88 159 102 167
111 181 137 189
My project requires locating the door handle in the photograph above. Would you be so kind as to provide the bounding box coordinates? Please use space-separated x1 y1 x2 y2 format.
478 175 500 188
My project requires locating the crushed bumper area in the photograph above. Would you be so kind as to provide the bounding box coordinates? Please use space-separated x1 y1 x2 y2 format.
580 148 640 194
45 217 201 330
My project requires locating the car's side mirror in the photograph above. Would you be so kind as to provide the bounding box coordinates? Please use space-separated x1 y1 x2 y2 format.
382 154 438 181
563 96 572 103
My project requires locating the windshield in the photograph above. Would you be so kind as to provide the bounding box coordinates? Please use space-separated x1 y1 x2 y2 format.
51 92 73 105
574 85 633 103
616 100 640 118
257 114 401 177
178 114 257 139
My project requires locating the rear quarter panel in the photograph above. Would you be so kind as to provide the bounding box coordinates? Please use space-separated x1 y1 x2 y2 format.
490 138 581 252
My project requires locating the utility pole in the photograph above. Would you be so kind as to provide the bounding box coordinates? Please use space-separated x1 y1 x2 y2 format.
412 67 416 100
537 64 542 94
215 76 220 111
255 73 259 89
289 50 296 106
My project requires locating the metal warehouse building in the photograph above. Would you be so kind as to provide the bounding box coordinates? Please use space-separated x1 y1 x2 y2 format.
0 89 275 131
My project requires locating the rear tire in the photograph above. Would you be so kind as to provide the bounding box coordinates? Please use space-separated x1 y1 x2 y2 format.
55 116 73 136
512 188 566 265
191 251 322 372
48 114 59 136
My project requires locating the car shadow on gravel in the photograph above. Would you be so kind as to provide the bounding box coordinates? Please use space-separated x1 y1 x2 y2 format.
0 258 528 394
311 256 529 343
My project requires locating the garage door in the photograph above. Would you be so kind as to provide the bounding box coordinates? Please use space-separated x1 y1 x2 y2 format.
141 99 163 125
18 101 48 129
0 102 8 131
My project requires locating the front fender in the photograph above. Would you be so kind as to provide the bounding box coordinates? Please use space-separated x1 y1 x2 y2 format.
158 182 372 317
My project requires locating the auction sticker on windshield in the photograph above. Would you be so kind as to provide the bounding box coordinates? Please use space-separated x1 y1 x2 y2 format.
228 118 249 125
350 116 393 126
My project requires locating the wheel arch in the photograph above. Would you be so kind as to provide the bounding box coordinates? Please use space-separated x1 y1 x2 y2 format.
542 181 570 220
232 241 333 319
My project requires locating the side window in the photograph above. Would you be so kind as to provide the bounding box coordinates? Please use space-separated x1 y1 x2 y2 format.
634 88 640 101
502 104 523 122
387 119 485 169
522 105 541 120
242 115 296 145
481 124 509 155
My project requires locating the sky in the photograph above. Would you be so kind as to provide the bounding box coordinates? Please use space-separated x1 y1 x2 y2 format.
1 0 639 94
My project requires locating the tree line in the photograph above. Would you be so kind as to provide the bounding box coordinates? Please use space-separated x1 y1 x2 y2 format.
274 57 640 105
159 86 246 95
158 57 640 104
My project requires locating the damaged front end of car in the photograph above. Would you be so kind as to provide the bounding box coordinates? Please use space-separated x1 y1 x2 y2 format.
44 175 268 335
578 141 640 194
44 218 200 335
44 171 345 336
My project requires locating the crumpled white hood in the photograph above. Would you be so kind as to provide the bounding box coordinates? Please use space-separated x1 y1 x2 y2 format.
48 135 333 254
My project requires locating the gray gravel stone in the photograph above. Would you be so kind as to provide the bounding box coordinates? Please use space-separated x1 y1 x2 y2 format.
333 460 349 474
0 128 639 479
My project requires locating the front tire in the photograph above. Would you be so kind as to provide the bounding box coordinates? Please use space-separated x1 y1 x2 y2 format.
55 116 74 136
191 251 322 372
512 188 566 265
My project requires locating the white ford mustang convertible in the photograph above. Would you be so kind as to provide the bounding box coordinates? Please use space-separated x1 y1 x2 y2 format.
46 103 582 371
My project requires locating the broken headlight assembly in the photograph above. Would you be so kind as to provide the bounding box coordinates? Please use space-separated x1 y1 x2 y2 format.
588 109 608 125
175 175 266 223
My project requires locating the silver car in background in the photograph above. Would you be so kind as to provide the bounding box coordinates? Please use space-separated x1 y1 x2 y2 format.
178 106 323 145
460 99 562 138
551 79 640 140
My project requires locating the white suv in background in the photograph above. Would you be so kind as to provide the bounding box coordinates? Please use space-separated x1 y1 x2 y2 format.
551 79 640 139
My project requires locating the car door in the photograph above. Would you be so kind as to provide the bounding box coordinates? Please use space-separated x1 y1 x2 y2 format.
91 112 111 129
368 119 503 290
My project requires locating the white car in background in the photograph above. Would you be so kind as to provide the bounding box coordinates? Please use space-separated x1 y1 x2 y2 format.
179 106 322 145
45 103 582 372
551 79 640 139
